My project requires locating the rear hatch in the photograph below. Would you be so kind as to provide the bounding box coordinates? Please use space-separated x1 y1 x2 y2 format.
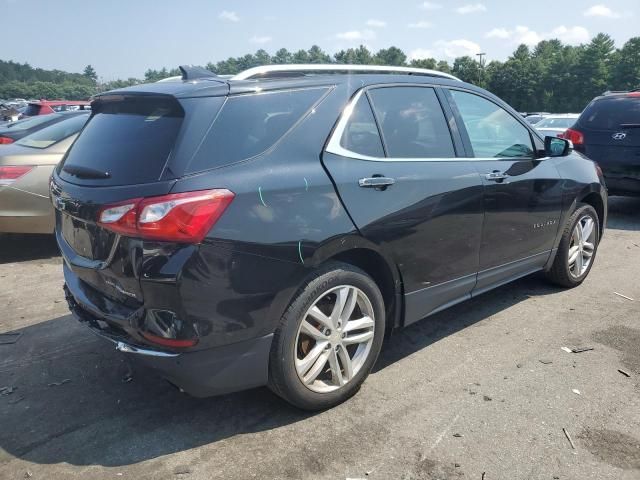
52 93 210 306
576 94 640 179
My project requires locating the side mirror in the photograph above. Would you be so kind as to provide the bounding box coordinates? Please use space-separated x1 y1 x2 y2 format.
544 136 572 157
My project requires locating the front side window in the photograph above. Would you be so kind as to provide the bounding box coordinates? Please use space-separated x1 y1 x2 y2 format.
368 86 455 158
339 94 384 157
450 90 534 158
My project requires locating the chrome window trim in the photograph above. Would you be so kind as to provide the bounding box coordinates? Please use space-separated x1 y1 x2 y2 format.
325 84 542 163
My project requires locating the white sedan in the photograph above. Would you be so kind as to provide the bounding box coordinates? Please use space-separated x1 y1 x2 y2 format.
535 114 580 138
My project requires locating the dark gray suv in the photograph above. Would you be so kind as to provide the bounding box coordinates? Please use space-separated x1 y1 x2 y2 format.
51 64 607 410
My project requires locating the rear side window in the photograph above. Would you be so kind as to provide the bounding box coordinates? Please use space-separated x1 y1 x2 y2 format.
368 86 455 158
59 96 183 186
16 114 88 149
187 87 328 173
451 90 534 159
340 95 384 157
580 96 640 130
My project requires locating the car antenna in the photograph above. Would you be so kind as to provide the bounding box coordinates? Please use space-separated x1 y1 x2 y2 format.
179 65 218 81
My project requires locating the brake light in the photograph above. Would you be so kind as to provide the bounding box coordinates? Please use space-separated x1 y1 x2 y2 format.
97 189 235 243
561 128 584 145
0 166 34 186
141 331 198 348
0 136 14 144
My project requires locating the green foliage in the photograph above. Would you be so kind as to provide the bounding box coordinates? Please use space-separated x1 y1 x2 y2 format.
2 34 639 112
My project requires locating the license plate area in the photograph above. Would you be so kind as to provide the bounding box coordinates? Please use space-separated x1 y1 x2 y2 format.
61 213 115 261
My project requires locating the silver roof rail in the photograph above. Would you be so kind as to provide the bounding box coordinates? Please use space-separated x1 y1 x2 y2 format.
231 64 461 82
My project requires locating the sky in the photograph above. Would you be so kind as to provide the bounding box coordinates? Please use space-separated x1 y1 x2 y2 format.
2 0 638 80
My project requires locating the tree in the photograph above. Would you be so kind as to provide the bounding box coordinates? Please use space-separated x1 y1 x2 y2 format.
410 58 437 69
334 45 373 64
612 37 640 90
452 56 481 85
307 45 331 63
272 48 293 64
373 47 406 66
572 33 616 109
83 64 97 83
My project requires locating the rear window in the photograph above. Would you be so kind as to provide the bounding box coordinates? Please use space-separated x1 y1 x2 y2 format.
16 114 88 149
59 96 183 185
0 114 56 133
580 96 640 130
186 87 328 173
535 117 576 129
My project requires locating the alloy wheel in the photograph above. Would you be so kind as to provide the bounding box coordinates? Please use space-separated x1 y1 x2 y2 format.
568 215 596 278
294 285 375 393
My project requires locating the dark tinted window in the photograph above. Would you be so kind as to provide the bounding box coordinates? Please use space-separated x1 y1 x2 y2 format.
580 96 640 130
368 86 454 158
0 114 57 133
59 96 183 186
23 104 43 116
16 114 88 149
451 90 534 158
340 95 384 157
187 87 327 173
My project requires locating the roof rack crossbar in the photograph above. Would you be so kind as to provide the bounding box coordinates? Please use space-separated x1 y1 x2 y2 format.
231 64 461 82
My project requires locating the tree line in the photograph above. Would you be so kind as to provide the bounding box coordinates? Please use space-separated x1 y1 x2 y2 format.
1 33 638 113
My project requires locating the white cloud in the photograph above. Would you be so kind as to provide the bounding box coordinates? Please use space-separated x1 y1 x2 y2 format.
484 25 589 46
409 48 435 60
335 29 376 41
218 10 239 22
584 4 621 18
366 19 387 27
420 1 442 9
408 21 432 29
250 35 272 44
456 3 486 14
435 39 482 58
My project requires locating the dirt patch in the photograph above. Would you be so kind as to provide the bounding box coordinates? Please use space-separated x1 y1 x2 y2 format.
578 428 640 470
592 325 640 373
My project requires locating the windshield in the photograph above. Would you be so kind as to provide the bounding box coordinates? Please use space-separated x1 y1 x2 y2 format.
580 96 640 130
536 117 576 128
0 113 59 132
16 114 88 149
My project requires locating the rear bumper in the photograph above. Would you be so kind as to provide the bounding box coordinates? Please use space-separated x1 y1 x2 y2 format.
64 271 274 397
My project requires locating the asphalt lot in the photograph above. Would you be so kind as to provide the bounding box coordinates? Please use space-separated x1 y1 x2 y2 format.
1 197 639 480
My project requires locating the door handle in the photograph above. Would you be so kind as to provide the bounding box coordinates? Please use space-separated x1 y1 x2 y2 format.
485 171 508 182
358 177 395 188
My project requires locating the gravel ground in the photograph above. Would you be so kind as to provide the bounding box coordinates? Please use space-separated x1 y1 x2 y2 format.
1 197 639 480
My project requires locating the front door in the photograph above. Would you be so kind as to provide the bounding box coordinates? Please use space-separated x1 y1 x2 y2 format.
445 88 564 293
323 85 484 324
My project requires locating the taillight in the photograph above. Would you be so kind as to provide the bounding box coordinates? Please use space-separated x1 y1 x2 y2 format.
0 166 34 186
561 128 584 145
0 136 14 144
97 189 235 243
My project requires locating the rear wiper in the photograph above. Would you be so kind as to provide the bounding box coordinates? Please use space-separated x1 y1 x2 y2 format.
620 123 640 129
62 165 111 179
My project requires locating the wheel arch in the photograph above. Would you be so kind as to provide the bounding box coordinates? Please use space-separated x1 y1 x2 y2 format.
579 190 606 238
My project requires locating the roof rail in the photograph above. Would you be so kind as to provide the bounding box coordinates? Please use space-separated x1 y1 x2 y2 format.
231 64 461 82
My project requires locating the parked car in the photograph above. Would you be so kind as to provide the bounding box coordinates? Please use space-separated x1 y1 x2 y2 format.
0 113 89 234
524 112 550 125
22 100 91 117
562 90 640 196
51 64 606 410
0 111 89 144
534 114 580 138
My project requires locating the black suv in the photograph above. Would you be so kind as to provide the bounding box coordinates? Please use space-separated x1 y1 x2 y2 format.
51 64 607 410
563 90 640 196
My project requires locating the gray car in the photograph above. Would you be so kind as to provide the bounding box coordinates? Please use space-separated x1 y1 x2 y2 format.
0 113 88 234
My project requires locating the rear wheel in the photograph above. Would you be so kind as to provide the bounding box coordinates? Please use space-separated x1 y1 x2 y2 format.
268 262 385 410
545 203 600 287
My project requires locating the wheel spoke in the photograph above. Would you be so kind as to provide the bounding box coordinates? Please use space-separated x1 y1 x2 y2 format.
344 316 375 332
308 306 332 330
576 222 584 243
296 341 329 376
582 248 594 259
328 349 344 386
337 345 353 381
300 320 325 340
582 218 594 241
583 241 594 252
568 246 580 266
574 249 583 275
302 348 331 384
343 330 374 345
330 287 356 328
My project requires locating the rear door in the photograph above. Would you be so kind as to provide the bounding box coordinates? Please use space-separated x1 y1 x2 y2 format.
577 95 640 189
445 88 563 292
323 85 484 324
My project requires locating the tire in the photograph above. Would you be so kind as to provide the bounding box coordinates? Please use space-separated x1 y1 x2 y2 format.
268 262 385 410
545 203 600 288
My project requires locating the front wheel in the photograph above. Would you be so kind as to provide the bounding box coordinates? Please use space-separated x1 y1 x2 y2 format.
545 203 600 288
268 262 385 410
